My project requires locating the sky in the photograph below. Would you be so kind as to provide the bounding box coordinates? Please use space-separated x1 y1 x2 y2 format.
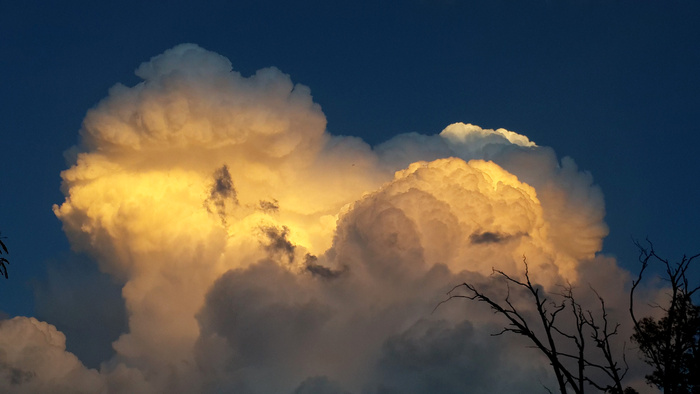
0 1 699 393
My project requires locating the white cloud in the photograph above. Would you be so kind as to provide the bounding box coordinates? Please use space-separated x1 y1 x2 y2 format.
0 44 659 393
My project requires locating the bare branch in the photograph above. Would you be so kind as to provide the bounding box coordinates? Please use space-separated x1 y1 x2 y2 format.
437 256 634 394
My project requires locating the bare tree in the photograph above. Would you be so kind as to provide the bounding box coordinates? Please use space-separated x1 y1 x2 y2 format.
437 258 635 394
0 232 9 279
630 240 700 394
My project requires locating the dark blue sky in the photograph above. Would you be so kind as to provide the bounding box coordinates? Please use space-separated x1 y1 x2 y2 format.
1 0 699 318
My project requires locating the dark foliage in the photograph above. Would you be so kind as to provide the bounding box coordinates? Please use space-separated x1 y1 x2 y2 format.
630 240 700 394
0 232 9 279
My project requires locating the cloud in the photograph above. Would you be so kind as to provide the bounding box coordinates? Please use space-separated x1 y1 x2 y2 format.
0 317 104 394
328 157 571 285
0 44 660 393
293 376 350 394
260 225 297 265
303 254 346 279
372 319 551 394
196 260 334 393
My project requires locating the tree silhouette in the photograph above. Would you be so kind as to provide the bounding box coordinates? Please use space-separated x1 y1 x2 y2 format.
437 257 636 394
0 232 9 279
630 240 700 394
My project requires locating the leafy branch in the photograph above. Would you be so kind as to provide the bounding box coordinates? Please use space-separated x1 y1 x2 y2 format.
0 232 9 279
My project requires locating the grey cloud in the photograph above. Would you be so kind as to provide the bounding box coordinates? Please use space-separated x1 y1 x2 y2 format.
261 225 296 264
331 196 425 282
293 376 351 394
197 261 333 391
372 318 551 394
0 362 35 386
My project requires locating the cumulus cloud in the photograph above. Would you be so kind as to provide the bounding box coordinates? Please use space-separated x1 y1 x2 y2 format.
0 44 660 393
0 317 104 394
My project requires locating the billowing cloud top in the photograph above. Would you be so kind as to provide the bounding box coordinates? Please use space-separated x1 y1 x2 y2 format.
0 44 651 394
81 44 327 157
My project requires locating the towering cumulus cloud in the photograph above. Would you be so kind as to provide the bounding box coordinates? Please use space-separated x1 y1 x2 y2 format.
0 44 650 393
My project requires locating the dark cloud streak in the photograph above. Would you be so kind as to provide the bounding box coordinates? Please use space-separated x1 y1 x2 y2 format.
259 199 279 213
206 164 238 224
261 226 296 264
469 231 527 245
304 254 347 279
